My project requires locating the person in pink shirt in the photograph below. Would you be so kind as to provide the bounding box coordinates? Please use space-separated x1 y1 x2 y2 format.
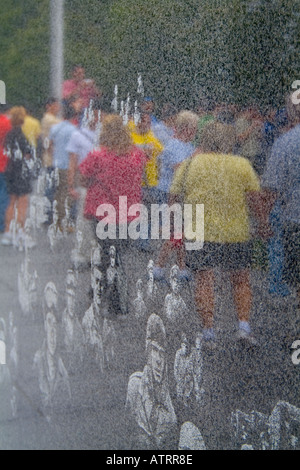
62 65 101 110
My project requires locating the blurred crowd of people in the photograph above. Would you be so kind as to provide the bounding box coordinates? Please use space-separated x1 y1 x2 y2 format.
0 64 299 348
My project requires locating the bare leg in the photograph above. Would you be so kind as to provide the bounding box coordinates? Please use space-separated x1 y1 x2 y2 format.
230 269 252 322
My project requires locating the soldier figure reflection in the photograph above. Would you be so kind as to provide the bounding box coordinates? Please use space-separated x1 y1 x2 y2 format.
126 313 177 449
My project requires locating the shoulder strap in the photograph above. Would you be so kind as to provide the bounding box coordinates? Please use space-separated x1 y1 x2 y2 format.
179 152 196 201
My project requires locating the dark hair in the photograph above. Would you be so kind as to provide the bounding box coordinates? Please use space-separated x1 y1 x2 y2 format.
160 103 177 120
73 64 84 71
217 110 235 125
45 97 59 108
99 95 114 114
0 103 11 113
62 101 75 120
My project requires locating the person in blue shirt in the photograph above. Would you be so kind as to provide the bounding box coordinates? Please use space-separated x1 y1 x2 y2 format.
151 103 177 146
153 111 199 280
262 94 300 307
49 102 77 229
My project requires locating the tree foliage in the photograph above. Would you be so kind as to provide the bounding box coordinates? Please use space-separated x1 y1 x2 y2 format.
0 0 298 115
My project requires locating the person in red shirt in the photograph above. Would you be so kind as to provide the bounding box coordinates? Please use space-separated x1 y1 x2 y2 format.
0 105 12 232
79 114 147 246
62 65 101 110
79 114 147 317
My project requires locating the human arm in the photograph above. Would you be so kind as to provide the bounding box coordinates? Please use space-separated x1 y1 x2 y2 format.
78 150 102 188
243 158 275 239
246 190 276 239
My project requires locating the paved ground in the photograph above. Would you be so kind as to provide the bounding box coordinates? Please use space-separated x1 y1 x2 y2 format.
0 211 299 450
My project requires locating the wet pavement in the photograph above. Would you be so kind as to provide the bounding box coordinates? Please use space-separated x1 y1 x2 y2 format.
0 215 299 450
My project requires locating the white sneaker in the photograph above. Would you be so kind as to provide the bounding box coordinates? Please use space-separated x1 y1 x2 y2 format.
1 233 13 246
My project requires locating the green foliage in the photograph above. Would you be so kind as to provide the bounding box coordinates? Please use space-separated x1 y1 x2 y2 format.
0 0 298 115
0 0 50 116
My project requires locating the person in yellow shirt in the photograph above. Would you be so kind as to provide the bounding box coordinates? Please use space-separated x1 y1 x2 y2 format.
170 121 270 347
22 108 41 149
128 112 163 250
128 113 163 190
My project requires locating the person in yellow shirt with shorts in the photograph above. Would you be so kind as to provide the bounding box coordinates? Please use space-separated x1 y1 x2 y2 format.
170 121 269 347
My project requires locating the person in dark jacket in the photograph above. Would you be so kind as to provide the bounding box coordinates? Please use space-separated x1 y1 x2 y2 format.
1 106 33 246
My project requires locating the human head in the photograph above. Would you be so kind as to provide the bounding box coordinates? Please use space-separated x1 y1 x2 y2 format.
9 106 26 127
217 107 235 125
137 112 151 135
195 333 203 350
201 121 236 154
160 103 177 128
45 97 60 116
175 110 199 142
160 103 177 121
141 97 155 115
100 114 132 155
44 282 58 311
62 101 75 121
0 104 11 115
146 314 167 384
72 65 85 83
70 96 84 117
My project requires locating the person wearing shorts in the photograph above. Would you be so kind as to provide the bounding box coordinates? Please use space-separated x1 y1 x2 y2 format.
170 121 268 346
